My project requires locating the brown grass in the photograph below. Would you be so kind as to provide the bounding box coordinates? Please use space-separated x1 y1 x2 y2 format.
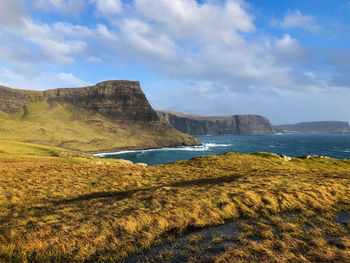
0 144 349 262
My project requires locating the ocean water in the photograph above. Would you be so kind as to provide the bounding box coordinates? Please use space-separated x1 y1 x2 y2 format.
97 134 350 166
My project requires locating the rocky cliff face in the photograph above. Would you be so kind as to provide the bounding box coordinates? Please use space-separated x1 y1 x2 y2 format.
0 85 43 114
44 80 159 122
157 111 275 135
276 121 350 134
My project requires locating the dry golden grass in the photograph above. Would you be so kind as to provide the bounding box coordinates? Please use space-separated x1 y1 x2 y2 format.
0 142 349 262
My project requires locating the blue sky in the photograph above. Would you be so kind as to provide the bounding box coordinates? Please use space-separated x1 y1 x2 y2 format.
0 0 350 124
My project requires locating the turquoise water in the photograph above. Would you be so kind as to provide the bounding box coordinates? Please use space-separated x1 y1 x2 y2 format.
97 134 350 166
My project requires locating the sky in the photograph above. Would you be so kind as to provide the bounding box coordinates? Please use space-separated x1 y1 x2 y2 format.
0 0 350 124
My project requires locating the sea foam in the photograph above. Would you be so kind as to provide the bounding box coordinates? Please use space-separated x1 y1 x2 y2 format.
95 142 231 157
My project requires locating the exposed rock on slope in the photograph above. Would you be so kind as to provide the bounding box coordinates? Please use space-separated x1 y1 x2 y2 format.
0 85 43 114
44 81 159 122
276 121 350 134
157 110 275 135
0 81 200 152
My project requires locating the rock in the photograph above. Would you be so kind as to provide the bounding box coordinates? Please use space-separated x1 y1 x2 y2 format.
299 155 319 159
0 85 43 114
136 163 148 166
157 110 275 135
44 80 160 123
280 154 292 161
115 159 133 165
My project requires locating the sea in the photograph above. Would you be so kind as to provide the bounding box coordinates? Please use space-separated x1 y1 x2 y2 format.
96 134 350 166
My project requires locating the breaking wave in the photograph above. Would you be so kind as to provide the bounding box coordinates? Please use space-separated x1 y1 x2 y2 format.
95 143 231 157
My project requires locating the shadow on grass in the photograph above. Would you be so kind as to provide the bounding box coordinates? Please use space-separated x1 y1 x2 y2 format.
53 173 244 205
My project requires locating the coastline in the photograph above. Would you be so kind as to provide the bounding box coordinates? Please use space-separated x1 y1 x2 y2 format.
93 134 350 166
89 141 203 155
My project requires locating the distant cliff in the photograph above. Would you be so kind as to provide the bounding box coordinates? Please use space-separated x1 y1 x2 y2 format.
276 121 350 134
157 111 275 135
0 81 200 152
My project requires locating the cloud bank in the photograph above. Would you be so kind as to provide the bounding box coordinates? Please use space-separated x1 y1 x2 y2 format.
0 0 349 123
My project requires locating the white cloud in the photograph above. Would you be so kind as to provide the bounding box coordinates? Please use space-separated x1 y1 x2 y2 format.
52 22 94 38
0 0 89 65
281 10 321 32
118 19 178 62
273 34 309 62
35 0 86 14
96 24 116 39
19 18 88 64
134 0 254 43
92 0 123 18
148 78 350 124
55 72 91 87
0 0 349 115
100 0 299 92
0 0 26 27
88 56 102 62
0 67 90 90
0 0 308 93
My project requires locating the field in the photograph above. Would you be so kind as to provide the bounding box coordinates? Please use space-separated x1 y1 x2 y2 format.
0 140 349 262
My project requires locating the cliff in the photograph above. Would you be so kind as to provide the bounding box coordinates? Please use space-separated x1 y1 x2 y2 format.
0 81 200 152
157 110 275 135
43 81 159 122
0 85 43 114
276 121 350 134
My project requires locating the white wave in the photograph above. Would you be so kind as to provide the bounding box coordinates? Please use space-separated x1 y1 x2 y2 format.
95 150 143 157
95 146 206 157
204 143 231 147
95 142 233 157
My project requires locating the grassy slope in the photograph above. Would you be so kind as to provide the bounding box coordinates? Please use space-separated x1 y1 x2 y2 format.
0 140 66 157
0 141 349 262
0 101 198 152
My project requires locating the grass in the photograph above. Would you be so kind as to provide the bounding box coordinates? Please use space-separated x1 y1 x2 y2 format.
0 100 199 153
0 142 349 262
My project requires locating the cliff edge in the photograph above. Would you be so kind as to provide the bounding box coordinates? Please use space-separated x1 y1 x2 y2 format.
157 110 275 135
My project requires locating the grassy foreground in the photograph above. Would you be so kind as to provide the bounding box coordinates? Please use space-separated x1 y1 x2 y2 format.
0 141 349 262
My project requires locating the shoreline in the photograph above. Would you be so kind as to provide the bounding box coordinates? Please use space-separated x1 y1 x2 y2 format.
92 133 350 160
93 144 207 157
89 142 203 155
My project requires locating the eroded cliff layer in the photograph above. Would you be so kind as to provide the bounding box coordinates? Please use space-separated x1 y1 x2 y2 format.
0 81 200 152
44 81 159 122
0 85 43 114
157 110 275 135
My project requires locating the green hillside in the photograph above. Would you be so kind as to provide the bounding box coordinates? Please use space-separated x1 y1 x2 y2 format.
0 82 200 153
